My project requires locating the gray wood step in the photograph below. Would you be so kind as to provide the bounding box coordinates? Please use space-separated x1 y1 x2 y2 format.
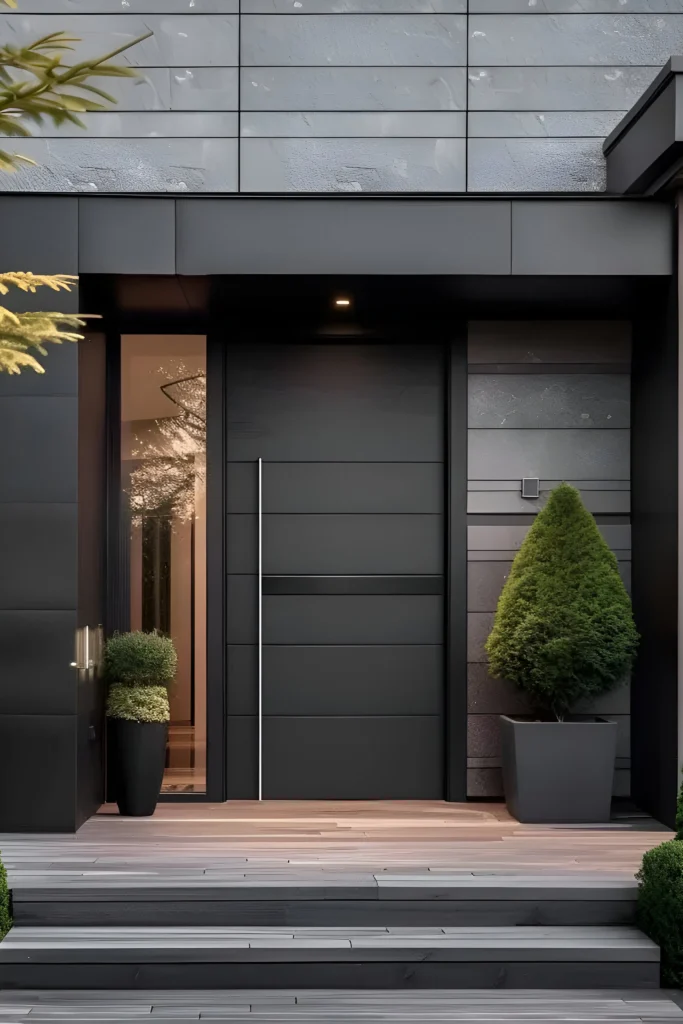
0 925 660 990
0 989 678 1022
10 875 639 928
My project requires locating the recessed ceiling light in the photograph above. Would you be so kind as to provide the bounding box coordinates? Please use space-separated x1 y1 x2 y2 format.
335 298 351 307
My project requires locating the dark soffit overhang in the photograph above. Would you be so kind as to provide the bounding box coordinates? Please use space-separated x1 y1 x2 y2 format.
604 55 683 195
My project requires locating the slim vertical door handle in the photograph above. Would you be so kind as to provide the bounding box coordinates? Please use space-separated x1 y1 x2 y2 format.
258 457 263 801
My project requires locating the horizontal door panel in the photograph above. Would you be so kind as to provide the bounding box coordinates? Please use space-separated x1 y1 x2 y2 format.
264 595 443 645
263 716 443 799
227 462 444 514
226 343 444 462
227 644 442 716
228 512 444 577
228 514 443 575
229 578 442 645
226 716 442 799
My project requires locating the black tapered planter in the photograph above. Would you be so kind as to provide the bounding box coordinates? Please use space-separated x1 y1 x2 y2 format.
500 715 617 824
110 719 168 816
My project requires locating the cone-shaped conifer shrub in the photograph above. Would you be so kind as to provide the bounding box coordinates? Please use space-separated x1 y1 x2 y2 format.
485 482 638 721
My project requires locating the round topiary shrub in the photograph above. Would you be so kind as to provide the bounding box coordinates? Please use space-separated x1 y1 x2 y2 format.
637 841 683 987
485 482 638 721
104 631 176 688
106 684 170 724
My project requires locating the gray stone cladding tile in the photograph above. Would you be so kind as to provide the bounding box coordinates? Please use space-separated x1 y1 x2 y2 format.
242 67 466 110
467 766 502 798
467 611 493 663
4 0 237 8
468 138 605 192
241 112 465 137
471 1 683 11
468 66 659 111
467 489 630 514
0 139 238 192
240 14 467 65
468 428 630 481
468 560 511 613
468 374 630 429
244 0 465 9
240 138 465 191
77 69 238 112
469 111 625 138
468 320 632 364
0 15 239 65
27 112 238 137
468 522 631 551
468 14 683 66
468 663 631 715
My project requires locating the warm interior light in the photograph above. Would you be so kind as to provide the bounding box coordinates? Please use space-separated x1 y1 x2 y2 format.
335 298 351 306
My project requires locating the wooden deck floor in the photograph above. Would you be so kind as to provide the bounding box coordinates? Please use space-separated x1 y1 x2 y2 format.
0 802 670 886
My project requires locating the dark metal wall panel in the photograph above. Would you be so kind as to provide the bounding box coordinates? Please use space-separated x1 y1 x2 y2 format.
227 462 443 514
0 611 77 717
0 503 78 611
78 198 176 275
228 644 442 716
630 281 679 828
0 196 77 274
0 715 77 832
177 199 512 275
511 202 673 277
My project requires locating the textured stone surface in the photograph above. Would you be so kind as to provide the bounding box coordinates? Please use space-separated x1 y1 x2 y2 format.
28 112 238 137
467 766 502 798
243 67 466 110
0 139 238 192
467 489 631 515
241 111 465 136
469 111 625 138
0 14 239 65
467 612 494 663
468 66 659 111
468 560 510 613
241 137 465 190
468 13 683 66
244 0 465 9
471 1 683 12
468 321 632 364
468 374 630 429
468 428 630 481
241 14 467 65
469 138 605 192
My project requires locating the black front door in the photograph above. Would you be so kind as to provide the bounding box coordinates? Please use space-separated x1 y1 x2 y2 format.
226 341 445 798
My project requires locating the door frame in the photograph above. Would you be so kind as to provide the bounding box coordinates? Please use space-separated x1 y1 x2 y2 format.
220 330 468 802
104 326 227 803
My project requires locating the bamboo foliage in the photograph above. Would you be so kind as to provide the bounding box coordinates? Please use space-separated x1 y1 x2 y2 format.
0 1 148 371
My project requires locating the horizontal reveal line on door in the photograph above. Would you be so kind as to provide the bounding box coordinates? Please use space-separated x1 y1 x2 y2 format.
262 576 444 595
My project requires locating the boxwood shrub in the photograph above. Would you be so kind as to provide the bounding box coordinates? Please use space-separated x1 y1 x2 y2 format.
106 684 170 724
104 631 176 688
637 840 683 986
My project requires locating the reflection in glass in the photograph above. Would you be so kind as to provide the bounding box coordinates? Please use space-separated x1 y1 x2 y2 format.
121 336 207 794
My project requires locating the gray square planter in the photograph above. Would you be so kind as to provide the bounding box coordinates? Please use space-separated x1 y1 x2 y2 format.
500 715 618 824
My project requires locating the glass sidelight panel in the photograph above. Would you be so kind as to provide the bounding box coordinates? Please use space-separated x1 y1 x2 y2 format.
120 335 207 794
